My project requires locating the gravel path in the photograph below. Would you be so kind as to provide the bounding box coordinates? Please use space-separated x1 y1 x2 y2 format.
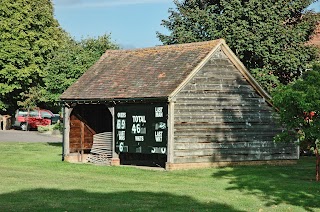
0 130 62 143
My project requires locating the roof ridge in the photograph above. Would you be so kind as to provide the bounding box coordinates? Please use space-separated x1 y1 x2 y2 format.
104 39 224 54
98 39 224 61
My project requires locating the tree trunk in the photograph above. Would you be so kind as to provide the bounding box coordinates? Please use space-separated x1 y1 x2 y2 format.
316 148 320 182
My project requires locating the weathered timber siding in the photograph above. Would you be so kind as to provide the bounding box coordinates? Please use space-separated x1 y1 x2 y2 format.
69 114 95 152
173 48 297 164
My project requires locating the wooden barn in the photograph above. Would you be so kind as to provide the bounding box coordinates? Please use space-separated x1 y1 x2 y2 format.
60 39 298 170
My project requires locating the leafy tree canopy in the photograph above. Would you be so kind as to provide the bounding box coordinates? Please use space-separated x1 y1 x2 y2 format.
0 0 64 113
272 65 320 181
157 0 319 92
0 0 119 113
272 66 320 143
42 33 119 110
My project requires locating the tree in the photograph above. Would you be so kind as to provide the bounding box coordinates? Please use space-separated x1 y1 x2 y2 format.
42 33 119 110
157 0 319 92
0 0 119 113
272 66 320 181
0 0 64 113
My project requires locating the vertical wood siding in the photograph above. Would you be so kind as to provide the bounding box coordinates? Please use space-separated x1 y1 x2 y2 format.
173 48 298 164
69 114 95 153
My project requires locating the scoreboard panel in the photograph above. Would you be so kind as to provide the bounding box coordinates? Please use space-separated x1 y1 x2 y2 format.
115 103 168 155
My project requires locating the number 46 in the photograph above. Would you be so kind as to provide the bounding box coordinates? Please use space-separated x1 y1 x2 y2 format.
131 123 141 134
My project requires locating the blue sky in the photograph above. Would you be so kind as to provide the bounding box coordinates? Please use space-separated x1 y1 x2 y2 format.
52 0 320 49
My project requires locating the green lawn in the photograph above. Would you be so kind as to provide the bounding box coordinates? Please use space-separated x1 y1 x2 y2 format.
0 142 319 211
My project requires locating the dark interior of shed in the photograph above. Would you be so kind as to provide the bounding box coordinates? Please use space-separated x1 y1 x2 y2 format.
69 104 112 154
73 104 113 133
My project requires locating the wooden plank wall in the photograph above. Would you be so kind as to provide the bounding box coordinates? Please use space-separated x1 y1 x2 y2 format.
69 114 95 153
173 48 298 164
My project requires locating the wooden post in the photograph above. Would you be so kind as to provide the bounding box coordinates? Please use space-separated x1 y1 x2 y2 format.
166 101 175 169
63 107 72 160
109 107 120 166
0 115 2 130
80 121 84 162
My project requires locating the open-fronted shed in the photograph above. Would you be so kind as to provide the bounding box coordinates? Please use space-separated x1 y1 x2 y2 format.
60 39 298 170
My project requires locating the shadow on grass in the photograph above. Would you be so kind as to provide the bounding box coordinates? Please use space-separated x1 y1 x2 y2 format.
212 157 320 212
0 189 244 212
47 142 62 147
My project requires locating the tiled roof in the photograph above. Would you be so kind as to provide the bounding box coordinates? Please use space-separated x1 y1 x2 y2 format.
61 39 223 100
307 22 320 47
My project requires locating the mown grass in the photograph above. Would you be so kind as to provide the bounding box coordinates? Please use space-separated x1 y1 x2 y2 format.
0 142 319 211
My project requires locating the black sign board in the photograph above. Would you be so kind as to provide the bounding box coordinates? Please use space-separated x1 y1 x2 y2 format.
115 103 168 155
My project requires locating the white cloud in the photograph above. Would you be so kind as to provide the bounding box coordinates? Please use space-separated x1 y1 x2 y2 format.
53 0 172 8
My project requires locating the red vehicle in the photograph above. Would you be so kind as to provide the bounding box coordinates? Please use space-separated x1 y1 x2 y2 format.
13 109 59 131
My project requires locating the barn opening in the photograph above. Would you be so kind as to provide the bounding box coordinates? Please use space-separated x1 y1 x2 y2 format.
69 104 113 157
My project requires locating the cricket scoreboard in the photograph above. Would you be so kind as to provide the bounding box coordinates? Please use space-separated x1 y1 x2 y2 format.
115 103 168 155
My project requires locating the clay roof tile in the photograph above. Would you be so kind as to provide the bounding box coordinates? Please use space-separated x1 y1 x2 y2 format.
61 39 223 100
